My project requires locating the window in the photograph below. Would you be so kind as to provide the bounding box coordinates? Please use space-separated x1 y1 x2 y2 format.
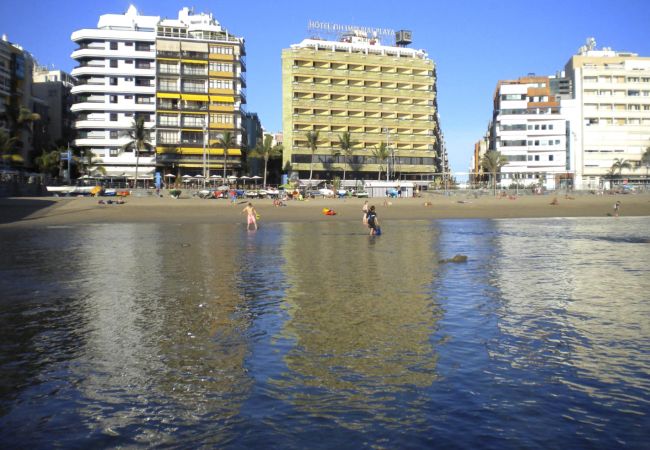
109 148 119 156
110 60 118 68
209 46 233 55
158 114 179 127
549 155 554 161
159 78 177 91
209 62 233 72
110 77 118 86
110 113 117 121
125 42 133 47
109 130 118 139
158 130 178 144
209 79 233 90
210 113 233 124
182 114 205 127
110 42 118 50
182 80 206 93
125 95 133 100
110 95 117 103
534 155 540 161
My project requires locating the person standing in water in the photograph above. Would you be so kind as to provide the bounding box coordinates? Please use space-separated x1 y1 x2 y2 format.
242 202 258 230
366 205 380 235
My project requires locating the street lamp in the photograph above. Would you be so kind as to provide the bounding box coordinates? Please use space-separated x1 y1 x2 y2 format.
202 119 207 188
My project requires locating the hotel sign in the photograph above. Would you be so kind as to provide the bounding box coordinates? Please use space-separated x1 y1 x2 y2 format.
308 20 394 37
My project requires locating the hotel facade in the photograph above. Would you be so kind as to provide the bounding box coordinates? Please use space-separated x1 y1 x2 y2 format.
70 6 246 181
282 30 441 183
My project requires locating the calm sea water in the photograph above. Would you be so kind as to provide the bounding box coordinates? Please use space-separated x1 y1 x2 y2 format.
0 218 649 449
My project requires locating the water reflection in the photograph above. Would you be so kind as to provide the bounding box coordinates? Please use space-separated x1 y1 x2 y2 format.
273 221 441 431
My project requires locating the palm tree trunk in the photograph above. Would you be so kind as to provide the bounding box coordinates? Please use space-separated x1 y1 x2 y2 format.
263 156 268 188
223 149 228 181
308 152 314 187
134 148 139 189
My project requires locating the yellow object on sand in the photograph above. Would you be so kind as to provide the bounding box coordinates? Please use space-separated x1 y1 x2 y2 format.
90 186 102 196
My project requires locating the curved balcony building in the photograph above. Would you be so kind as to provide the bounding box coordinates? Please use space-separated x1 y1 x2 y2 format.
71 6 159 180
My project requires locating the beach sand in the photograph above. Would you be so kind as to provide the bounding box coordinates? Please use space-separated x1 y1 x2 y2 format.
2 192 649 227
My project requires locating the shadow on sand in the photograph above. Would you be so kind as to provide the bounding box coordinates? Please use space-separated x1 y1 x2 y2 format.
0 198 60 224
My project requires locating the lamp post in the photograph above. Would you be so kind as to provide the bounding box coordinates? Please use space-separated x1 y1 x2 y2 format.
202 120 207 188
383 128 390 181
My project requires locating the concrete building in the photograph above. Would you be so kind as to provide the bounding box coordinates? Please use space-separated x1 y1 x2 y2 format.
564 40 650 189
155 7 246 178
489 75 571 189
32 67 76 146
282 28 440 183
0 34 38 167
70 5 158 180
70 6 247 182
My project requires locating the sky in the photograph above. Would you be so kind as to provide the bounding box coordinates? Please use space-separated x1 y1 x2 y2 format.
2 0 649 173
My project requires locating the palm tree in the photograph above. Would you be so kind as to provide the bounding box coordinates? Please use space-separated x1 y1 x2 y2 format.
371 142 390 180
35 148 61 178
481 150 508 196
305 130 320 186
610 158 632 187
337 131 356 182
123 117 152 188
641 147 650 183
75 149 106 178
250 133 283 187
0 130 18 166
214 130 235 181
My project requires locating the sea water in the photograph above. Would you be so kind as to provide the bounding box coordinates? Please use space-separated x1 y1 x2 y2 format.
0 218 649 448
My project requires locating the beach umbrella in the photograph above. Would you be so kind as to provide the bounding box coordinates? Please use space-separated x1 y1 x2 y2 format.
194 174 204 178
164 174 176 178
240 175 250 185
251 175 262 186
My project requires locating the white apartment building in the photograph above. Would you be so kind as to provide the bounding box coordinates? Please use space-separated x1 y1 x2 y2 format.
71 6 159 180
490 75 569 189
564 43 650 190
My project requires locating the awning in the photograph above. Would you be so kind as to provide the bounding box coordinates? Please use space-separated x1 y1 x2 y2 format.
157 92 180 99
181 94 209 101
210 95 235 102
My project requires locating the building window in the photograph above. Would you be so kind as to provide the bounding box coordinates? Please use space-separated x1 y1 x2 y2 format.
209 79 232 90
110 77 118 86
110 60 118 68
209 62 232 72
158 114 179 127
209 46 233 55
549 155 554 161
110 95 118 103
125 60 133 64
110 113 117 121
109 148 119 156
110 130 118 139
110 42 118 50
534 155 540 161
158 130 178 144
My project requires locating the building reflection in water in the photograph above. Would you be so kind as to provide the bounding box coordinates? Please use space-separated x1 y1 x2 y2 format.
70 223 255 442
487 219 650 410
272 221 441 430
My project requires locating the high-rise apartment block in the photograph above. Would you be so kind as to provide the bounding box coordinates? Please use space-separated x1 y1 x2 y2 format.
70 6 246 181
490 75 571 189
564 44 650 190
282 29 440 182
485 39 650 190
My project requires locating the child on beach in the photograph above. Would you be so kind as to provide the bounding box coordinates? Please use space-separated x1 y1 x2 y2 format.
614 200 621 217
242 202 258 230
366 205 380 235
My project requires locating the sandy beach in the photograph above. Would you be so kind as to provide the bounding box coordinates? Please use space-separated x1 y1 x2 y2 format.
1 192 649 227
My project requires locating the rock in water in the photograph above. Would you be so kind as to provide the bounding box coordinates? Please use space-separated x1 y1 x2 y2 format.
439 254 468 264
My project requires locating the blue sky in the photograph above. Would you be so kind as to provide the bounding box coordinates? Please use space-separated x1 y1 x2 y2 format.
2 0 649 173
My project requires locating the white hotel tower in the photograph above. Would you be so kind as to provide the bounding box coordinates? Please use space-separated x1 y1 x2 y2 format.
71 6 158 180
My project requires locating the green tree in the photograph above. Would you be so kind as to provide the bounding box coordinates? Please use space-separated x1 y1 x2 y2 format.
610 158 632 186
34 148 61 178
371 142 390 180
305 130 320 186
123 117 152 187
640 147 650 181
74 149 106 178
214 130 235 181
337 131 356 182
0 130 18 166
481 150 509 196
250 133 283 188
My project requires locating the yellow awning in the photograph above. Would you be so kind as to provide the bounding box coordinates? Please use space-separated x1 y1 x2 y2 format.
157 92 180 99
180 59 208 65
210 95 235 102
181 94 209 101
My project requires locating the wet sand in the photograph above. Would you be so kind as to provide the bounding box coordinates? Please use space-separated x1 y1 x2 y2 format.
2 192 649 227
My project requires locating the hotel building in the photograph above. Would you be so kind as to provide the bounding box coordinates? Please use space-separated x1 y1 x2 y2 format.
564 43 650 190
282 29 440 182
70 6 246 181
